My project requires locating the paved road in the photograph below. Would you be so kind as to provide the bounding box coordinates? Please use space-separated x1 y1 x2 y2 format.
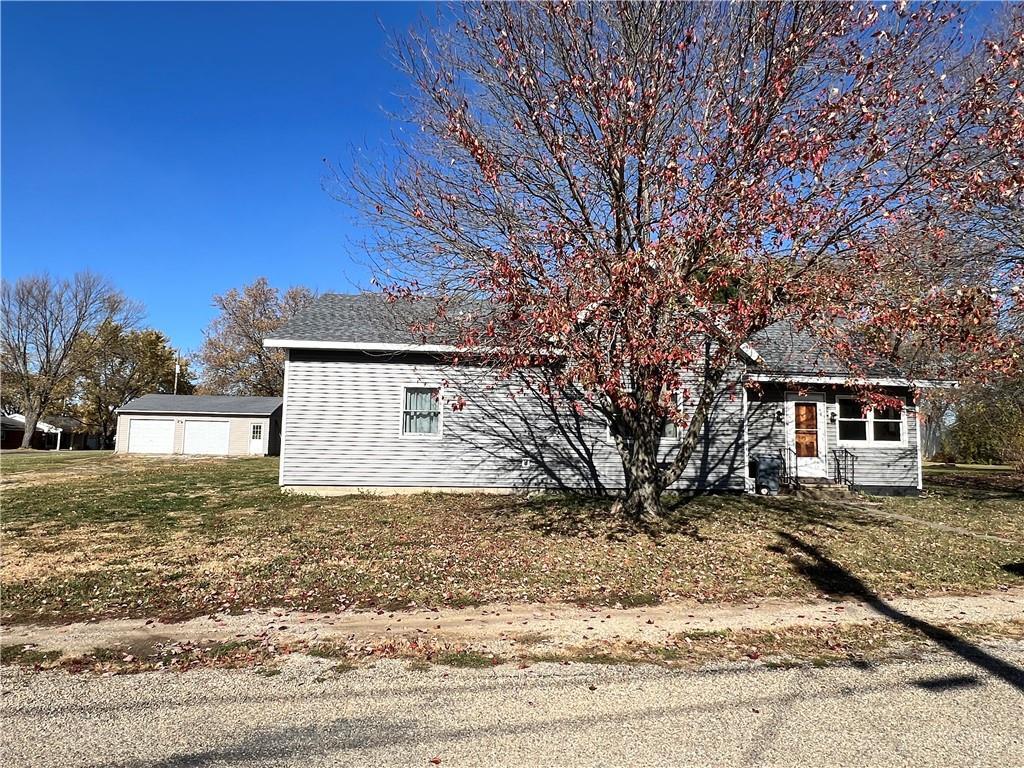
3 646 1023 767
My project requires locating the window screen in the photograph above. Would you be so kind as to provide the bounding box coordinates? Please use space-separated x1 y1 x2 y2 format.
403 388 440 435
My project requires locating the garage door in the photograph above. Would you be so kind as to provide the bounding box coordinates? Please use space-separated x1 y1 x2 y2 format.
182 420 230 455
127 418 175 454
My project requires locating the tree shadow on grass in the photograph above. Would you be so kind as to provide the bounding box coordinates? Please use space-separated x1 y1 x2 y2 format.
775 531 1024 692
483 490 890 543
1001 562 1024 578
924 471 1024 499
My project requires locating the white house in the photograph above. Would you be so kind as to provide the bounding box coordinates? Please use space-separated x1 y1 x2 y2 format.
264 293 940 496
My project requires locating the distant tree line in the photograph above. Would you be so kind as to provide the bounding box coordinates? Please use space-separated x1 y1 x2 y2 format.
933 381 1024 470
2 272 313 449
1 272 195 448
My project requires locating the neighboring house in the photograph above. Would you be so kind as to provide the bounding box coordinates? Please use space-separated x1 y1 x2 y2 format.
1 414 64 450
115 395 282 456
264 293 947 496
45 415 104 451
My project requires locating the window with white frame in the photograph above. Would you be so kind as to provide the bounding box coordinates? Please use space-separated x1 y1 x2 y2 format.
251 424 262 441
837 397 904 445
402 387 441 435
871 404 904 442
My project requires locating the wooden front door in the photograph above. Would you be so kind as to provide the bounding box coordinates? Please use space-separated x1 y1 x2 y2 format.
786 394 827 478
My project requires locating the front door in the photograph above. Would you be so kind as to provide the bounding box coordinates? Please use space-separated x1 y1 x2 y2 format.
786 393 827 478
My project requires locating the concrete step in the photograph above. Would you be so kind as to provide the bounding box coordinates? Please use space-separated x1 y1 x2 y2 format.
784 481 855 500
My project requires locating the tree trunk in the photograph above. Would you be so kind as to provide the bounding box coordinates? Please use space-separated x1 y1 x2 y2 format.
611 361 731 524
19 403 42 449
611 408 666 526
614 451 665 526
660 363 729 489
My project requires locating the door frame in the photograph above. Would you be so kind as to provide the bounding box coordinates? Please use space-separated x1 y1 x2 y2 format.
784 392 828 479
248 421 266 455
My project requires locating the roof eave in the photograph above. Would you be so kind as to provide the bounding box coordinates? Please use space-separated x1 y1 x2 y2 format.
264 338 461 353
744 372 959 388
116 409 281 417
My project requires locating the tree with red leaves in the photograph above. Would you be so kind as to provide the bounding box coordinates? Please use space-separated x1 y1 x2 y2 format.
349 2 1023 522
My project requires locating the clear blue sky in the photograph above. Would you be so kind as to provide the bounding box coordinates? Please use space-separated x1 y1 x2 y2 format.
2 1 428 353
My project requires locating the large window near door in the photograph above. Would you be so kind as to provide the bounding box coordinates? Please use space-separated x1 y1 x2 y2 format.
872 405 903 442
837 397 905 445
837 398 868 441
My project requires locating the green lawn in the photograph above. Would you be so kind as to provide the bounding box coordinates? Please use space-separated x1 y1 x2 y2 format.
1 452 1021 625
0 449 115 475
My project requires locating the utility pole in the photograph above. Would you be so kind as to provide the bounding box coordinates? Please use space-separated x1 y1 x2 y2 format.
173 354 181 395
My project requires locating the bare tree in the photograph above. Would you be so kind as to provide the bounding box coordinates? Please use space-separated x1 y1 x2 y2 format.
2 272 138 448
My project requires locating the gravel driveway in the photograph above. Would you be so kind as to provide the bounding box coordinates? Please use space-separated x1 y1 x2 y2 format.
4 644 1024 768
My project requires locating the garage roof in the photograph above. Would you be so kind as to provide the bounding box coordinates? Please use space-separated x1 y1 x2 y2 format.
118 394 282 416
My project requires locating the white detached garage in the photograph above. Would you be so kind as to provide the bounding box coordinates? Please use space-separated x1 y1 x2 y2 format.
116 395 283 456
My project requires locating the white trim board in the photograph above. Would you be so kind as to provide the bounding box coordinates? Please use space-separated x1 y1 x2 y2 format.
744 374 958 388
117 410 279 417
264 338 460 353
265 337 765 364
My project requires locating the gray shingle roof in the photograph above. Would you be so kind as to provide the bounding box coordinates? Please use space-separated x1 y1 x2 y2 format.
271 293 904 379
269 293 450 346
118 395 283 416
749 322 903 379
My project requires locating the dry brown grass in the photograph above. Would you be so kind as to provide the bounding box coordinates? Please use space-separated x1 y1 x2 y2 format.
2 453 1021 625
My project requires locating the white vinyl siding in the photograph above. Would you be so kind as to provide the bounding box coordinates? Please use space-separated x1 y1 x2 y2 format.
280 353 747 491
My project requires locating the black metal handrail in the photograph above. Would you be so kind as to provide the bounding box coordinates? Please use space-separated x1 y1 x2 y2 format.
778 447 800 489
832 448 857 488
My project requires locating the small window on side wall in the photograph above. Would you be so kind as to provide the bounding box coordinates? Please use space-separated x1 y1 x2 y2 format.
251 424 262 441
403 387 441 435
